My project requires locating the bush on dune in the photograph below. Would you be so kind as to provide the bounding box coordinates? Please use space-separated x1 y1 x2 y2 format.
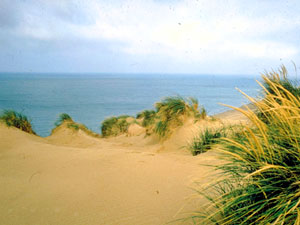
101 115 135 137
193 67 300 224
0 110 36 134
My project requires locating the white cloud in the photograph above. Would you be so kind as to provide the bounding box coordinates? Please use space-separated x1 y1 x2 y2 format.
2 0 300 73
60 0 298 61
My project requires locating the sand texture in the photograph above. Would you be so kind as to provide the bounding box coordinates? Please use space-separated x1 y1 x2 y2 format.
0 109 243 225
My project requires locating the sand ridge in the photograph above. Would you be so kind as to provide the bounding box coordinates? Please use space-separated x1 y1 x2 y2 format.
0 109 245 225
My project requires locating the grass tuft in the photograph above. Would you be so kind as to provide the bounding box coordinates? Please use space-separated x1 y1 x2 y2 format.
54 113 73 127
189 128 226 156
101 115 135 137
192 66 300 224
154 96 206 138
0 110 36 134
53 113 100 138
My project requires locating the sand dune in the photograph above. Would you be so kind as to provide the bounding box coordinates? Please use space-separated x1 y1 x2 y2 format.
0 110 244 225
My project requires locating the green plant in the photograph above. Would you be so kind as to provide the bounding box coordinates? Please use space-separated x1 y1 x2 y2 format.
0 110 36 134
189 128 226 156
54 113 73 127
257 66 300 123
67 123 80 130
136 110 156 127
101 115 132 137
53 113 100 137
193 68 300 224
154 96 206 138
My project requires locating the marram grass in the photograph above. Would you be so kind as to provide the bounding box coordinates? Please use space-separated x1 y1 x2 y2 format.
188 127 227 156
53 113 100 138
192 67 300 225
154 96 206 138
101 115 135 137
0 109 36 134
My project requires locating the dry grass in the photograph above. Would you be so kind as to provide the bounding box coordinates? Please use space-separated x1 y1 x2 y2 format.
190 67 300 224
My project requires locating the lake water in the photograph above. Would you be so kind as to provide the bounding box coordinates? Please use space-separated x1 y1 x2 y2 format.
0 73 261 136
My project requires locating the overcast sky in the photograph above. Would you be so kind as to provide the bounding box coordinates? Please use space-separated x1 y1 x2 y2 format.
0 0 299 75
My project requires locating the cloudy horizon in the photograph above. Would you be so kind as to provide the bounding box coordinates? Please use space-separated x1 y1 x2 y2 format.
0 0 300 75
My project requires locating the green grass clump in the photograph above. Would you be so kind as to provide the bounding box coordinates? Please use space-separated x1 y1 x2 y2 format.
53 113 100 138
189 128 226 156
136 110 156 127
54 113 73 127
194 67 300 224
101 115 133 137
154 96 206 138
0 110 36 134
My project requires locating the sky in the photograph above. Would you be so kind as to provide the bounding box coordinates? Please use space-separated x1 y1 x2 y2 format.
0 0 300 75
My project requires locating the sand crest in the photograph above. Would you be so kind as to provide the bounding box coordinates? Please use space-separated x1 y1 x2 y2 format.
0 109 243 225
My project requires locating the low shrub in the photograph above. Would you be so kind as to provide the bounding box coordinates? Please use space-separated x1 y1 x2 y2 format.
101 115 133 137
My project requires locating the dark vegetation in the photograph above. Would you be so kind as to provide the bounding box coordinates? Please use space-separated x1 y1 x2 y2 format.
189 127 226 156
0 110 36 134
101 115 134 137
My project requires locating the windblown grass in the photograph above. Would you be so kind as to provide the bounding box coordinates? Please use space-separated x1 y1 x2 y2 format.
192 67 300 224
101 115 135 137
154 96 206 138
258 66 300 123
53 113 100 138
136 110 156 127
189 127 226 156
54 113 72 127
0 110 36 134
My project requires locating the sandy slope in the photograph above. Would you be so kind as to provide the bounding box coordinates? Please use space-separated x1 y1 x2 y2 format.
0 110 243 225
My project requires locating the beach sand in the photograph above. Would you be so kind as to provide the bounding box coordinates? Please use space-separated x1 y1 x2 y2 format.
0 109 246 225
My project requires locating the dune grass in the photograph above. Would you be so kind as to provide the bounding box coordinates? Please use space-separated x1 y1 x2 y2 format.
101 115 135 137
257 66 300 123
154 96 206 138
136 110 156 127
188 128 226 156
53 113 100 138
192 67 300 224
54 113 73 127
0 110 36 134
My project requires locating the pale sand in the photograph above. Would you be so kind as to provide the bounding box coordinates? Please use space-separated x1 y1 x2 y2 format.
0 109 244 225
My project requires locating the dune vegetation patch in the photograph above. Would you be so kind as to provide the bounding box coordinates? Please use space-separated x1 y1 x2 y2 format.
138 96 207 139
136 110 157 136
188 127 226 156
101 115 136 137
191 67 300 224
53 113 100 138
0 110 36 135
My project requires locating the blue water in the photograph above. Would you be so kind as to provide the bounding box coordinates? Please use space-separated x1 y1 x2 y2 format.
0 73 261 137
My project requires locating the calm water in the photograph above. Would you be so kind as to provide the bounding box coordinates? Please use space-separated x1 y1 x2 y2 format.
0 73 261 137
